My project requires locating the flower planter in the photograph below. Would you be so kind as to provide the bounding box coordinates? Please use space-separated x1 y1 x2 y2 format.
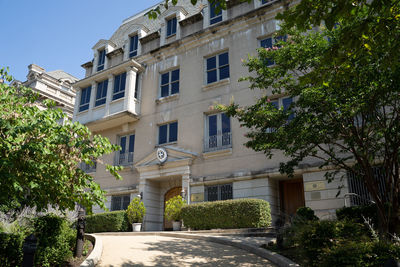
132 223 142 232
172 221 182 231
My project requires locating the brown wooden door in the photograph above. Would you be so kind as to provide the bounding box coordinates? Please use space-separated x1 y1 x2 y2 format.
163 187 181 230
280 179 305 217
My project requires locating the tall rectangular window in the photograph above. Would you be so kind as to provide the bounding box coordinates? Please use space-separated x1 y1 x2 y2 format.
260 36 287 66
118 134 135 165
205 113 231 152
97 49 106 71
166 17 177 37
129 35 139 58
206 52 229 84
95 79 108 107
205 184 232 201
158 122 178 145
113 72 126 100
79 86 91 112
135 73 140 99
111 194 130 211
160 69 179 97
210 3 222 25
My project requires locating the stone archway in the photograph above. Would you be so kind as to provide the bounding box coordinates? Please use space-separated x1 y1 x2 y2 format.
163 186 182 230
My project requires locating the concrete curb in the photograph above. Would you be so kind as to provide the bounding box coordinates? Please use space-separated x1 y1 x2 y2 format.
95 231 298 267
80 234 103 267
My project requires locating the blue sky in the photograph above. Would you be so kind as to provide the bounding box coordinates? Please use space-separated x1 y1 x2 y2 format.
0 0 161 81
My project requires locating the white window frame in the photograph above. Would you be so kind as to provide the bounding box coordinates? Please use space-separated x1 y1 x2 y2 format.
204 112 231 152
129 34 139 58
159 68 180 98
158 121 178 145
204 51 230 85
97 49 106 71
116 133 135 166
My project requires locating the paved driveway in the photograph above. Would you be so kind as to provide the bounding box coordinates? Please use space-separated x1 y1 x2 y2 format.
97 235 276 267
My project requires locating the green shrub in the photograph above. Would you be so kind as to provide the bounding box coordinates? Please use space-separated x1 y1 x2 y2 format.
181 198 271 230
321 241 400 267
85 210 130 233
336 204 378 225
33 214 75 267
127 197 146 224
165 196 186 222
294 206 319 222
0 232 25 267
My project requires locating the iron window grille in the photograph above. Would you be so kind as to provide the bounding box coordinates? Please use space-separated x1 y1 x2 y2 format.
111 194 131 211
204 113 231 152
205 184 233 201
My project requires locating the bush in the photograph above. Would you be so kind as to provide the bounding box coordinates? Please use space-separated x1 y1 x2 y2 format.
294 206 319 222
165 196 186 222
127 197 146 224
181 198 271 230
33 214 75 267
0 232 25 267
336 204 378 225
85 210 130 233
321 241 400 267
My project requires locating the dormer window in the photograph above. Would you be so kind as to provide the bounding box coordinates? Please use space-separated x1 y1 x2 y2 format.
166 17 177 37
129 35 139 58
97 49 106 71
210 3 222 25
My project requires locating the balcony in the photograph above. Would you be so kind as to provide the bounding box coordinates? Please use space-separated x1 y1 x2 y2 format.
204 132 232 152
116 151 134 166
73 59 144 132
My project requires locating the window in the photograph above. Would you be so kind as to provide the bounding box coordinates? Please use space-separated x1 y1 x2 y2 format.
260 36 287 66
261 0 269 5
166 17 177 37
95 79 108 107
266 97 294 132
204 113 231 152
113 72 126 100
205 184 232 201
80 160 96 173
210 3 222 25
206 52 229 84
111 194 130 211
158 122 178 145
97 49 106 71
347 166 387 206
118 134 135 165
79 86 91 112
129 35 139 58
160 69 179 97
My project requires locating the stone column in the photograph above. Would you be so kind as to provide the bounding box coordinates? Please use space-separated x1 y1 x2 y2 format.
88 81 96 116
124 67 138 112
182 174 191 204
105 74 114 116
72 88 81 121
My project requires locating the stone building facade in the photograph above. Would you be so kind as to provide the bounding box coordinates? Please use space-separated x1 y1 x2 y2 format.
73 0 353 231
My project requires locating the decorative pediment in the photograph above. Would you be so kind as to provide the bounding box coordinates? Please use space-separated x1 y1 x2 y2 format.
135 145 197 169
92 39 116 50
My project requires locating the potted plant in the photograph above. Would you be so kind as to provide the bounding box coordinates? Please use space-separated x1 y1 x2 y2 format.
126 197 146 232
164 195 187 231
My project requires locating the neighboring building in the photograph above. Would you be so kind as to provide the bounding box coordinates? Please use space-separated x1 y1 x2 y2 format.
73 0 353 231
15 64 77 122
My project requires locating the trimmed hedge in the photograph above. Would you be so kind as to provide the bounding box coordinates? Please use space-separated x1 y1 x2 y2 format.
85 210 130 233
181 198 271 230
336 204 378 225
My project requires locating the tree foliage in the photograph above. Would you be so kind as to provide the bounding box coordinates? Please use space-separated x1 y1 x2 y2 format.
223 0 400 235
0 68 122 214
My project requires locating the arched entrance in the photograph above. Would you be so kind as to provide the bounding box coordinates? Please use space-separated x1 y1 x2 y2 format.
164 186 182 230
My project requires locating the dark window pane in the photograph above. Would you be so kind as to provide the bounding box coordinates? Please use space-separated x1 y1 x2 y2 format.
161 85 169 97
169 122 178 142
207 70 217 84
79 104 89 112
112 196 121 211
161 73 169 85
171 81 179 95
120 72 126 91
207 186 218 201
221 113 231 133
135 73 140 99
260 38 273 48
220 184 233 200
129 135 135 153
159 125 168 144
208 115 217 136
114 75 121 93
271 101 279 109
282 97 292 110
207 56 216 70
172 17 177 34
120 136 126 153
219 52 229 66
96 83 102 99
122 196 130 210
171 69 179 81
210 16 222 25
113 92 124 100
219 65 230 80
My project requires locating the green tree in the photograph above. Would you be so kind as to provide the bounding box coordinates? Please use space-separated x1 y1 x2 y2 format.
223 15 400 235
0 68 122 214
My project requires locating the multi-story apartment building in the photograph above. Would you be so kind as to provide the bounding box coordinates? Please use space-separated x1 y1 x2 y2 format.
73 0 355 231
14 64 77 122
